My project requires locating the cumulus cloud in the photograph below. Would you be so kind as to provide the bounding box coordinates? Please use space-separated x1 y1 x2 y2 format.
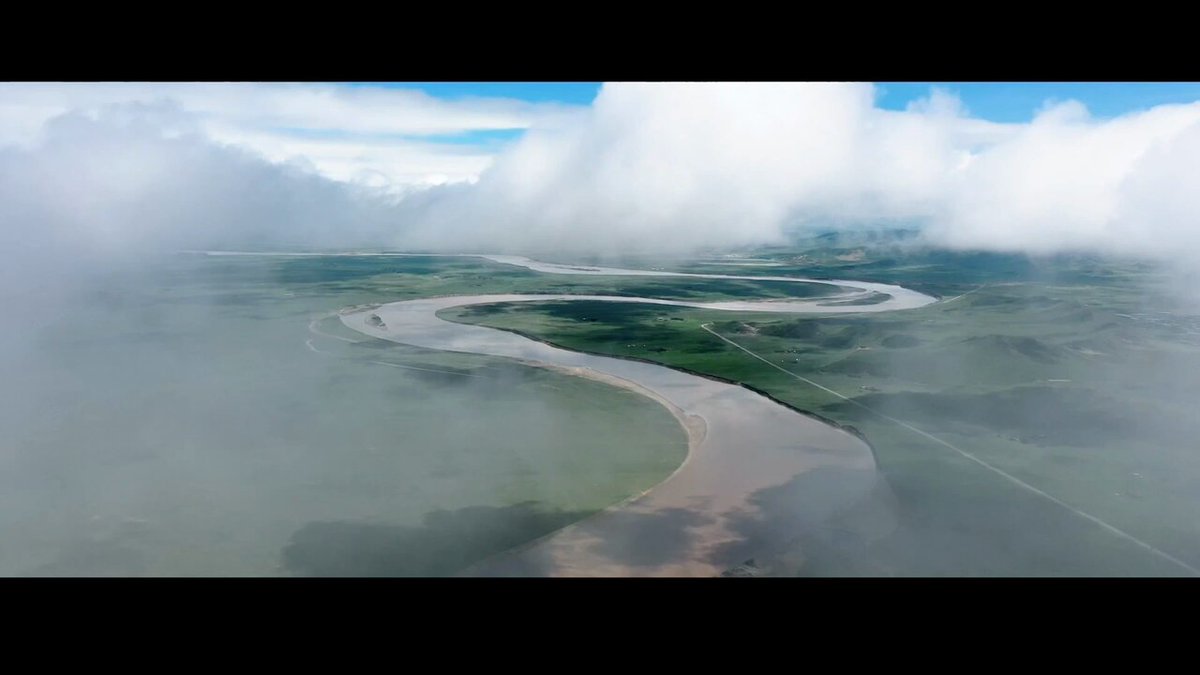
929 99 1200 261
402 83 1200 264
0 100 397 307
3 82 1200 269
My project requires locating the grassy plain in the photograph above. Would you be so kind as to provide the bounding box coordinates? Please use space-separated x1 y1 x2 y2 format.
441 239 1200 576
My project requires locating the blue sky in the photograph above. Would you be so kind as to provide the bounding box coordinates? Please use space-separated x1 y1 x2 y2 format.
371 81 1200 122
338 82 1200 153
10 82 1199 193
875 82 1200 121
394 82 603 105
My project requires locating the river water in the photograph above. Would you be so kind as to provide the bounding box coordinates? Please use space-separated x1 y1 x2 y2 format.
341 256 938 575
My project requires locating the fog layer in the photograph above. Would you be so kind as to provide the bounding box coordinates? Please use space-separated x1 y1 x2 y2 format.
405 83 1200 263
4 83 1200 269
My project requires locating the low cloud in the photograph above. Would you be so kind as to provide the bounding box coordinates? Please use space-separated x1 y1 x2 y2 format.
0 82 581 190
0 101 393 261
404 83 1200 265
0 100 399 331
3 82 1200 268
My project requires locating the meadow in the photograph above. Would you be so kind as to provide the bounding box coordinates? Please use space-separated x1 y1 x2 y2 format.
442 239 1200 575
13 245 1195 576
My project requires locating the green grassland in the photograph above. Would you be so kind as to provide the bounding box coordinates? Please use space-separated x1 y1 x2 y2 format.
440 244 1200 576
259 253 841 304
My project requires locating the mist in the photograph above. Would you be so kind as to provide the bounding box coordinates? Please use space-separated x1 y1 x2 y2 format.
3 82 1200 576
4 83 1200 268
0 95 676 575
0 252 687 575
401 83 1200 265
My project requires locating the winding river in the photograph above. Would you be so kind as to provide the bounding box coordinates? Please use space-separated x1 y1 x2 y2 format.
337 255 938 576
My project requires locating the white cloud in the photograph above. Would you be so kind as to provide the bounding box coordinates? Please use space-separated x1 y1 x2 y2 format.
0 101 396 283
930 100 1200 261
206 126 496 189
399 83 1016 254
0 82 582 189
3 82 1200 271
401 83 1200 266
